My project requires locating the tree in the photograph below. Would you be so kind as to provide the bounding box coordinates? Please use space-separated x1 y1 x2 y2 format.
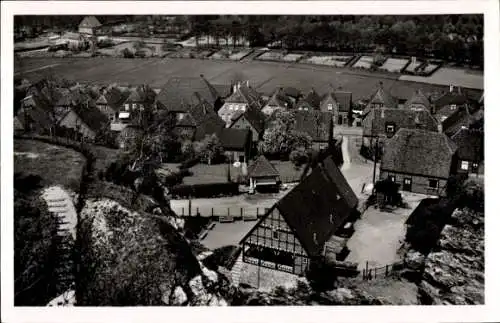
122 48 134 58
289 148 309 168
193 134 224 165
259 110 313 159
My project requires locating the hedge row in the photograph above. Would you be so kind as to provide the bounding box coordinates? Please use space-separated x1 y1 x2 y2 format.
170 182 239 199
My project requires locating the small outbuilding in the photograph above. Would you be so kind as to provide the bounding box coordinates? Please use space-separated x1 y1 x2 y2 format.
247 155 280 193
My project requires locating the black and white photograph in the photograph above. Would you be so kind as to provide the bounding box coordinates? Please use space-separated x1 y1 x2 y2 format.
1 1 498 322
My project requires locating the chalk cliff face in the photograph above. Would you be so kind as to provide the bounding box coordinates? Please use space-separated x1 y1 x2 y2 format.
78 198 229 306
418 208 484 305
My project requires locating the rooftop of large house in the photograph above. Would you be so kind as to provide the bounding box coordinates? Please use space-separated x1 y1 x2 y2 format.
182 100 226 141
432 87 474 109
364 108 439 137
125 85 156 104
96 87 129 111
365 83 398 112
297 88 322 109
293 110 332 142
218 128 251 151
229 107 267 135
244 156 358 257
156 76 221 112
450 127 484 162
403 89 431 110
322 91 353 112
266 87 294 109
61 105 108 133
381 128 457 179
224 81 263 110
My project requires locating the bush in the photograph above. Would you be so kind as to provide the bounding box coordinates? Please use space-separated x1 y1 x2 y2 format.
202 245 241 271
183 216 211 240
290 148 309 167
121 48 134 58
170 182 239 199
163 168 192 187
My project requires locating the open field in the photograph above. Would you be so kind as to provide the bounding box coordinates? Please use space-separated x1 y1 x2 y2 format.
400 67 483 89
14 139 86 192
16 58 483 102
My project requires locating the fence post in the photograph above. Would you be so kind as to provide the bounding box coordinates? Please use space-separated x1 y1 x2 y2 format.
256 207 259 217
385 265 389 277
374 268 376 279
182 207 184 216
211 208 214 217
196 207 199 216
241 207 243 217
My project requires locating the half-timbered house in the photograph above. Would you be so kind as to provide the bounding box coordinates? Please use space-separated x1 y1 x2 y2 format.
239 156 358 276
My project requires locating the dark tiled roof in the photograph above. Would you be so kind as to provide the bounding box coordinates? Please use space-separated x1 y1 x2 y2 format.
156 76 221 112
229 107 267 135
125 85 156 104
333 91 352 113
56 88 94 107
438 106 473 137
293 110 332 142
188 100 225 141
272 156 357 257
218 128 250 151
363 108 439 137
96 87 127 111
321 157 358 209
450 128 484 162
79 16 102 28
297 89 321 110
433 90 471 109
404 89 431 110
17 95 54 131
64 106 108 132
365 85 398 112
381 128 457 179
176 113 197 127
266 88 293 109
225 82 263 110
247 155 280 178
283 86 301 99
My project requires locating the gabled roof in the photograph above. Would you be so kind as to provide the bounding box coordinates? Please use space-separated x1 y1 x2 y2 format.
283 86 301 99
225 82 262 110
365 84 398 112
404 89 431 110
451 128 484 162
381 128 457 179
242 156 357 257
55 88 95 108
96 87 127 111
297 89 321 110
364 108 439 137
229 107 267 135
266 88 293 109
218 128 250 151
437 106 473 137
332 91 352 113
188 100 225 141
321 157 358 209
79 16 102 29
247 155 280 178
14 116 25 131
60 106 108 133
156 76 221 112
293 110 332 142
125 85 156 104
433 89 472 109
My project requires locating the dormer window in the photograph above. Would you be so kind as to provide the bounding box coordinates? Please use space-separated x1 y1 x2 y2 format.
327 104 333 111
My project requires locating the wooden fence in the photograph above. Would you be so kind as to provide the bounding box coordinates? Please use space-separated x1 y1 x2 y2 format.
173 205 271 222
361 260 405 280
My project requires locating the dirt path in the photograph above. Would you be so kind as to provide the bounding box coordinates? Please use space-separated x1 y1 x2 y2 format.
15 63 59 75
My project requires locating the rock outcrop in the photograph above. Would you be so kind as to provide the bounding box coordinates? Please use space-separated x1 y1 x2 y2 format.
418 208 484 305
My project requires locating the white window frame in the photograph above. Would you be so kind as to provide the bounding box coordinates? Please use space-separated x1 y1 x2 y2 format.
303 107 308 111
389 175 396 182
132 103 137 110
386 125 395 133
461 160 469 170
450 104 457 110
327 103 333 111
124 103 129 111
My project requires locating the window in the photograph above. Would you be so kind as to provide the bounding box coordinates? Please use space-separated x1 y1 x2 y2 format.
389 175 396 182
272 230 279 240
327 104 333 111
386 124 395 133
304 107 308 111
450 104 457 110
125 104 129 111
461 161 469 170
429 179 438 189
132 103 137 110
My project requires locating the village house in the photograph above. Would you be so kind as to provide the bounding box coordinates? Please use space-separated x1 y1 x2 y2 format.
403 89 432 112
16 94 54 134
296 89 321 111
228 107 267 150
450 127 484 175
294 111 334 150
247 155 281 193
78 16 102 35
261 87 294 116
363 82 398 115
319 90 353 126
156 75 224 121
96 86 130 122
173 99 226 141
361 107 439 148
116 84 157 126
57 106 108 142
282 87 302 105
239 156 358 276
380 128 458 197
218 128 253 163
218 81 263 126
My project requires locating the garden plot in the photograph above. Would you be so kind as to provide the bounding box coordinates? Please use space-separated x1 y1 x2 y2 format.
169 48 214 59
304 55 351 67
353 56 374 69
380 58 408 73
282 53 304 62
405 60 424 73
211 49 253 61
256 51 285 61
423 63 439 74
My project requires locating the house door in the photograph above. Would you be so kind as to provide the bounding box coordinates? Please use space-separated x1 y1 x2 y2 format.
337 115 343 125
403 178 412 191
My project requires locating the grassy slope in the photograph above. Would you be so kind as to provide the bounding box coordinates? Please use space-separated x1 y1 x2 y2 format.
14 139 86 192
